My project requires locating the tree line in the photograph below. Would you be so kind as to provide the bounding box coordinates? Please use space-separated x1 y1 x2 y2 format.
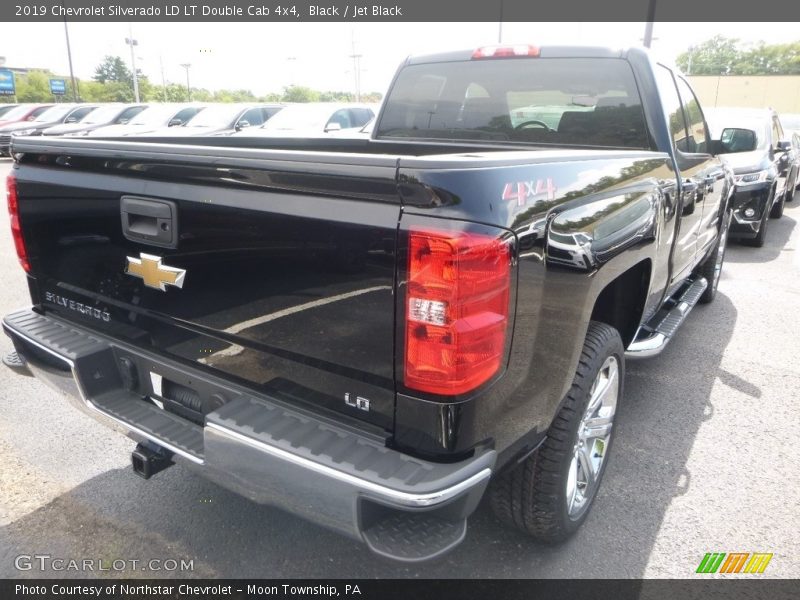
676 35 800 76
0 55 383 104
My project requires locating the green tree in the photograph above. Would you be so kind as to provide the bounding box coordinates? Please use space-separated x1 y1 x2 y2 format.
93 56 132 84
735 42 800 75
281 85 320 103
15 71 54 102
677 36 800 75
677 35 741 75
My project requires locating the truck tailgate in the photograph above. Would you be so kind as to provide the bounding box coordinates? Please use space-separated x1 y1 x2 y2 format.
13 142 401 430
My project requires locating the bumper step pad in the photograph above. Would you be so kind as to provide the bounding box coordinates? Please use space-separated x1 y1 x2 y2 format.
362 512 467 562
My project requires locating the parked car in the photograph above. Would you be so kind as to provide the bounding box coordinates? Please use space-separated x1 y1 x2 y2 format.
43 104 149 137
0 104 20 120
88 104 205 137
238 102 374 137
784 131 800 203
781 113 800 195
705 107 794 246
4 45 734 561
1 103 98 155
780 113 800 135
0 103 54 128
137 103 284 137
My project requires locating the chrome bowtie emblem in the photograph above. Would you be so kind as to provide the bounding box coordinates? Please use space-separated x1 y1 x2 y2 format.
125 253 186 291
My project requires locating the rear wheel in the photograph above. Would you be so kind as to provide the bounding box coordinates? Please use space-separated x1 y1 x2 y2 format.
770 190 785 218
490 322 624 542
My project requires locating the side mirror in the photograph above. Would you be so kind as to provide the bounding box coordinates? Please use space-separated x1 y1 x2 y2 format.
324 122 342 132
118 118 129 125
65 116 78 124
168 118 183 127
235 120 250 131
776 140 791 152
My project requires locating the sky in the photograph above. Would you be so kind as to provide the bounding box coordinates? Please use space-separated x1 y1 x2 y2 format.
1 22 799 96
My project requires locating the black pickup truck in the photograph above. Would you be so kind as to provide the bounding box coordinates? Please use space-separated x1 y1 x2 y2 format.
3 45 733 562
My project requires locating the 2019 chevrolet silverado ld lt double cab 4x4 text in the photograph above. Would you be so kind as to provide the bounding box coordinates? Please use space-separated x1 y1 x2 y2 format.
3 46 733 562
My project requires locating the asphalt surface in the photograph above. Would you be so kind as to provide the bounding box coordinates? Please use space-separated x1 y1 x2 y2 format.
0 157 798 579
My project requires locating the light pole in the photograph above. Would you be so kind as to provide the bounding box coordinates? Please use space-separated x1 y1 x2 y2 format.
180 63 192 100
125 25 140 102
62 17 79 101
350 31 362 103
159 56 167 101
349 54 362 102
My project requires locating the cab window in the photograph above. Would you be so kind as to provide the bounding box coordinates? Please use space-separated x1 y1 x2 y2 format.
675 77 708 153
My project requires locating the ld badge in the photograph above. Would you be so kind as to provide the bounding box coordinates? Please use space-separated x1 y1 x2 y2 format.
125 253 186 291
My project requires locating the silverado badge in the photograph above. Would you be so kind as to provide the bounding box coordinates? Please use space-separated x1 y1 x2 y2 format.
125 253 186 291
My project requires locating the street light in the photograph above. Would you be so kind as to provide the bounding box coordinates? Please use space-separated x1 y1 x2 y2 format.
125 25 140 103
180 63 192 100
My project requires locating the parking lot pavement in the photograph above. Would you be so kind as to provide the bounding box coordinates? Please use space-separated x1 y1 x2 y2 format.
0 157 798 578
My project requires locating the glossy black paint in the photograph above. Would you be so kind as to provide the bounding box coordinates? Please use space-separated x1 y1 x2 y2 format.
14 153 401 430
9 47 733 469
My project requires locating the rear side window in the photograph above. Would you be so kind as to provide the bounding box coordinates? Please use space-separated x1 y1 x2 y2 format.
654 65 690 152
675 77 708 153
377 57 650 149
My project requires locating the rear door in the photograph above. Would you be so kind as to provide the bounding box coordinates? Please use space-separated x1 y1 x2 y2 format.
673 76 726 263
16 144 401 430
654 65 722 285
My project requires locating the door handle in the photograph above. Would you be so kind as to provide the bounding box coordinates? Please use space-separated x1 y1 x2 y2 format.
120 196 179 248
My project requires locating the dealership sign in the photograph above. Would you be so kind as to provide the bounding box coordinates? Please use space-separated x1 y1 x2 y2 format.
50 79 66 96
0 69 15 95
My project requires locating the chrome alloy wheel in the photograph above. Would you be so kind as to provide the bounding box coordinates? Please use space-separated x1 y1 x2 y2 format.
566 355 620 518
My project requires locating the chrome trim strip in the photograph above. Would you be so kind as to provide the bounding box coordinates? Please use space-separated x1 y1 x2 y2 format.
206 422 492 508
2 321 204 465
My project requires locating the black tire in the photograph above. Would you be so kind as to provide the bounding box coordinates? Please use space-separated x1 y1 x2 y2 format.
744 203 770 248
489 321 624 542
770 190 785 218
697 209 731 304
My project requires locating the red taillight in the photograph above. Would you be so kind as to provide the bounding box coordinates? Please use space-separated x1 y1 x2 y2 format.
472 45 540 59
405 228 511 396
6 173 30 272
